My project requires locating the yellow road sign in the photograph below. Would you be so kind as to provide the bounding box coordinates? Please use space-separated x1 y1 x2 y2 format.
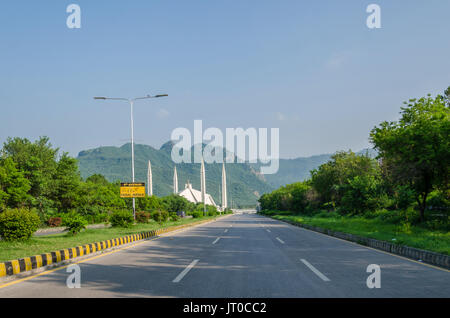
120 183 145 198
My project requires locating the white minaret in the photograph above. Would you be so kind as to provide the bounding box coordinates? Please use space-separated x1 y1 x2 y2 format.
221 163 227 212
200 158 206 213
173 166 178 194
147 160 153 196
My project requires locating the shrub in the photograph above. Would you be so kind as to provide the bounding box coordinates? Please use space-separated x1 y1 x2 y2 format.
393 185 416 210
423 219 450 232
207 205 218 216
151 210 162 223
191 211 202 218
426 190 450 210
64 214 88 235
136 211 151 223
0 208 41 241
340 175 385 215
169 212 180 222
151 210 169 223
314 210 339 219
110 210 134 228
160 210 169 222
94 212 109 224
375 209 404 223
47 217 62 227
161 194 190 213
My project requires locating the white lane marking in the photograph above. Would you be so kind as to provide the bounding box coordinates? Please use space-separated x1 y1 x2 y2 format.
266 229 271 233
276 237 284 244
212 237 221 244
173 259 199 283
224 229 228 233
300 259 330 282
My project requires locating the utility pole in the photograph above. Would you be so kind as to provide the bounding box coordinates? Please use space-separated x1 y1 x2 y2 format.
94 94 168 219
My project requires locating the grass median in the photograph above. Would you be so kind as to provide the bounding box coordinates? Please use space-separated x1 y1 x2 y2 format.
0 215 218 262
262 211 450 255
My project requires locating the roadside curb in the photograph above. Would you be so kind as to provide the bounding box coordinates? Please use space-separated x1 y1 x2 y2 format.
266 215 450 270
0 214 231 280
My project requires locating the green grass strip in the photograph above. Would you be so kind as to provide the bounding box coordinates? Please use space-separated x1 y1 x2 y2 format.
267 213 450 255
0 216 218 262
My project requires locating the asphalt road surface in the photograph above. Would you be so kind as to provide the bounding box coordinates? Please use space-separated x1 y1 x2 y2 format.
0 212 449 298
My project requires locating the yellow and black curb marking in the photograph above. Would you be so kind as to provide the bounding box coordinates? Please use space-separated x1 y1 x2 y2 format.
0 218 216 278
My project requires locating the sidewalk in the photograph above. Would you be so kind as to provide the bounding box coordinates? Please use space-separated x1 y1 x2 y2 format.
33 224 110 237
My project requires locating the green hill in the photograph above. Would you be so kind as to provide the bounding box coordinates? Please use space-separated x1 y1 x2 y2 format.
77 142 377 206
256 154 333 189
252 148 377 189
77 142 274 207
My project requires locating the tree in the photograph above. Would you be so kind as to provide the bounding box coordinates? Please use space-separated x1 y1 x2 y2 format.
85 174 109 186
340 174 385 215
370 94 449 221
444 86 450 107
49 153 81 212
161 194 190 212
137 195 161 212
258 181 312 213
1 137 58 199
0 158 31 209
77 177 126 219
310 151 381 211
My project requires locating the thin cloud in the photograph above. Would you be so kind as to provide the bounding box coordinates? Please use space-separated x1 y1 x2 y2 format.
325 52 351 70
157 108 170 119
276 112 287 121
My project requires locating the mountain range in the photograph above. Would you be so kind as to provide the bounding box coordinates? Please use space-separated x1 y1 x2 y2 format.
255 148 377 189
77 142 376 207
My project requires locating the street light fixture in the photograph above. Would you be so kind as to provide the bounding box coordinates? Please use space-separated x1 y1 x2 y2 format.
94 94 168 220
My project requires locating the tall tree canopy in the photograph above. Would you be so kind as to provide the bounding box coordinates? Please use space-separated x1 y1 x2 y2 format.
1 137 58 198
0 158 31 209
370 94 449 221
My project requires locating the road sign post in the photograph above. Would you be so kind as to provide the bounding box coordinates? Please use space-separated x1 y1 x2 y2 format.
120 183 145 219
120 182 146 198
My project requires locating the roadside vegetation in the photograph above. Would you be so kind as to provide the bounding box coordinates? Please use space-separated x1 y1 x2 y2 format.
259 89 449 254
0 214 227 262
262 211 449 255
0 133 233 261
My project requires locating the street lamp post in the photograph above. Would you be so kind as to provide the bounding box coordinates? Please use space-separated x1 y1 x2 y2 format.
94 94 168 220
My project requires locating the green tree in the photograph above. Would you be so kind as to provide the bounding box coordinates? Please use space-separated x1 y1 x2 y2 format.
77 177 126 221
0 158 31 209
310 151 381 211
1 137 58 199
85 174 109 186
444 86 450 107
258 181 312 213
340 174 386 215
137 195 161 212
370 94 449 221
50 153 81 212
161 194 191 212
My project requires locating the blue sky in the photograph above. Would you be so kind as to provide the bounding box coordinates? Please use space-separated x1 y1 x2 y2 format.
1 0 449 158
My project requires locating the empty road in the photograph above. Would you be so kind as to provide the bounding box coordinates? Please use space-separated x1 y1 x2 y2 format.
0 212 449 297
